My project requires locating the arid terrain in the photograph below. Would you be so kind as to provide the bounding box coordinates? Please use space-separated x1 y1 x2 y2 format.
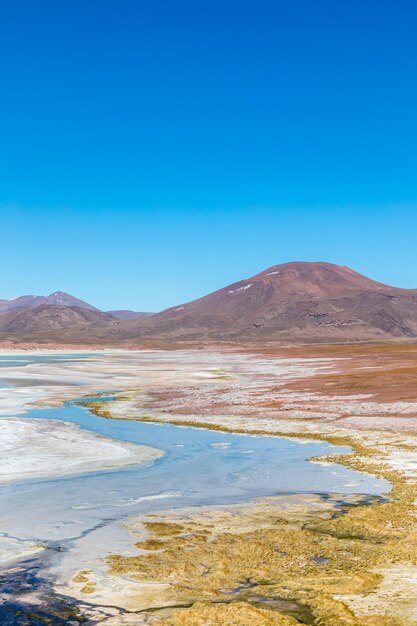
1 345 416 625
5 0 415 623
77 344 417 625
2 262 417 344
1 268 417 625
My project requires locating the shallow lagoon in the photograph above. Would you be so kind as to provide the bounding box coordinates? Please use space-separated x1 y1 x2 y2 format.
0 353 390 622
0 353 102 368
0 400 389 545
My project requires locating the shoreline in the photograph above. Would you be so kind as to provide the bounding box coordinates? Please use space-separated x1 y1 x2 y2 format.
0 417 164 484
75 396 416 625
1 347 417 624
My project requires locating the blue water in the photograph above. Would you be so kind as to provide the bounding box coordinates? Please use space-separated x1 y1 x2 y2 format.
0 351 389 555
0 399 390 546
0 353 102 369
0 353 391 623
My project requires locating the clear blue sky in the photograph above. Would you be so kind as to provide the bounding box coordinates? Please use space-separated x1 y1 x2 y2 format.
1 1 416 311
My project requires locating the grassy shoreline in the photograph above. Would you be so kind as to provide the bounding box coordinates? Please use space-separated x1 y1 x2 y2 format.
74 396 417 625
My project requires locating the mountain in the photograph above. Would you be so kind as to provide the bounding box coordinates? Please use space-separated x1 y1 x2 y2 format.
107 310 154 320
0 305 116 338
119 262 417 343
0 291 98 314
0 295 45 314
2 263 417 345
42 291 100 310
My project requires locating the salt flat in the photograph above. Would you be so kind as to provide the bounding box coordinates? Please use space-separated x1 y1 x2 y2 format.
0 417 164 483
1 347 417 625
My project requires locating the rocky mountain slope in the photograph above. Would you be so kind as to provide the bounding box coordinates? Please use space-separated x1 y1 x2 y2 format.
107 310 154 320
0 305 115 338
120 262 417 343
0 291 99 314
2 263 417 344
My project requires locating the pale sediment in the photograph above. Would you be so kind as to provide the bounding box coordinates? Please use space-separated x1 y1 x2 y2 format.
2 347 417 624
66 347 417 625
0 535 45 565
0 418 164 483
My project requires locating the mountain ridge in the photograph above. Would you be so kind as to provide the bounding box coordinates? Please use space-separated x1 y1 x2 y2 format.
0 305 116 334
0 291 99 314
119 262 417 343
2 262 417 344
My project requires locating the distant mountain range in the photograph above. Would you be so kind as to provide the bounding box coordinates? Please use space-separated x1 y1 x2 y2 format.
0 291 99 314
0 292 150 319
0 292 152 341
0 305 114 334
2 263 417 344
